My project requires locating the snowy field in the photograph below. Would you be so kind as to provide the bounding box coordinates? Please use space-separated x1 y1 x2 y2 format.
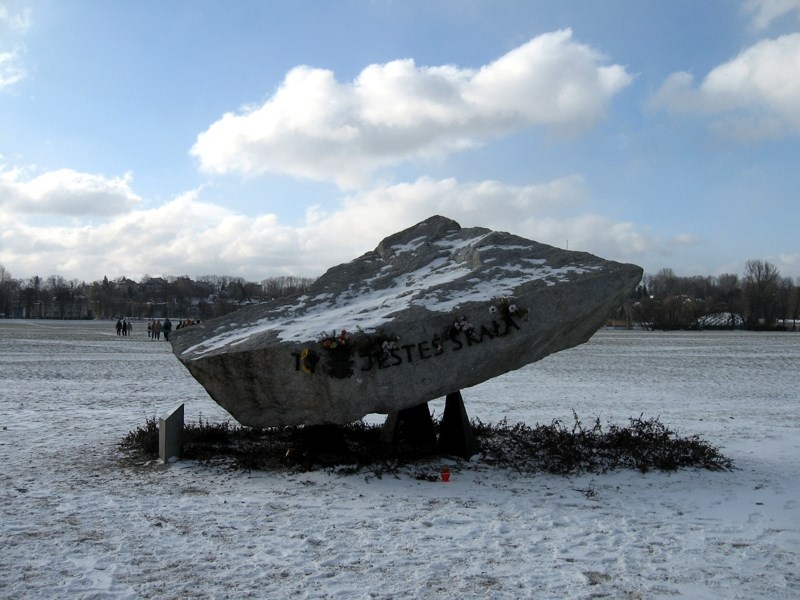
1 320 798 599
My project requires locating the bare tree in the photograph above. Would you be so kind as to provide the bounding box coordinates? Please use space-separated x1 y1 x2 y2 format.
790 277 800 331
261 275 316 298
0 264 14 317
742 260 781 329
776 276 796 330
648 268 678 297
716 273 741 328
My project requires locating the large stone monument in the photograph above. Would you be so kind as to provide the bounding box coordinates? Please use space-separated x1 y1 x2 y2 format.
171 216 642 432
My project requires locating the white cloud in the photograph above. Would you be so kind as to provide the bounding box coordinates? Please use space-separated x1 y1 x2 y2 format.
0 4 31 90
0 47 26 89
744 0 800 30
0 4 32 32
0 167 141 216
515 213 655 262
776 252 800 280
669 233 701 247
1 173 663 282
307 178 659 270
649 33 800 140
191 30 632 188
0 189 316 281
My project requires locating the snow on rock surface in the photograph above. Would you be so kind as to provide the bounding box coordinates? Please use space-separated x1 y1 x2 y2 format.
170 216 643 427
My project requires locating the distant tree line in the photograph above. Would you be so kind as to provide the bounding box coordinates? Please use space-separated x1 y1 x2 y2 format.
1 259 798 330
626 260 799 331
0 265 315 321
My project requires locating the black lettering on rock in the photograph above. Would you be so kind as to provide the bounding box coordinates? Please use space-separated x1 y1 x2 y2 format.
502 316 521 334
418 341 432 359
401 344 416 362
431 335 444 355
449 331 463 351
291 352 301 371
389 348 403 366
478 324 495 343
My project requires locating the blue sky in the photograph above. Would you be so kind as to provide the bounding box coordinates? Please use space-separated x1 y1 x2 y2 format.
2 0 799 283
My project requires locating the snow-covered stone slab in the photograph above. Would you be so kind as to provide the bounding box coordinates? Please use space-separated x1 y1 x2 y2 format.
170 216 642 427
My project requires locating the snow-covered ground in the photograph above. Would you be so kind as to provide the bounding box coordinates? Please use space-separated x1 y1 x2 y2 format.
1 320 798 599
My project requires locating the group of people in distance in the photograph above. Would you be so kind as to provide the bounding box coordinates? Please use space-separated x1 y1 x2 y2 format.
147 318 169 340
115 317 201 342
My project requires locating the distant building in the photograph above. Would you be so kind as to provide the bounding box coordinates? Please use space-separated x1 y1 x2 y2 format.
694 312 744 329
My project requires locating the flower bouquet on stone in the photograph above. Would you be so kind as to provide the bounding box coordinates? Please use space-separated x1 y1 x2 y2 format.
321 329 354 352
445 315 476 343
490 296 527 321
320 329 356 378
361 332 400 364
453 316 474 334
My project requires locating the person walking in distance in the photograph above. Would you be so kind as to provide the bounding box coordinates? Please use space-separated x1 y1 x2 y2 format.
163 317 173 341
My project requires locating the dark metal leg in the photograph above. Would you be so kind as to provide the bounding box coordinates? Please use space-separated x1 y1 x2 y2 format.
439 391 479 460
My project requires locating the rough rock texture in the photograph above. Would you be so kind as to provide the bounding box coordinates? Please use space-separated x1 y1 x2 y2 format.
170 216 642 427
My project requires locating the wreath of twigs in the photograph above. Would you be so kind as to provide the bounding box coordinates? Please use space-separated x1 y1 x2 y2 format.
120 411 732 480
